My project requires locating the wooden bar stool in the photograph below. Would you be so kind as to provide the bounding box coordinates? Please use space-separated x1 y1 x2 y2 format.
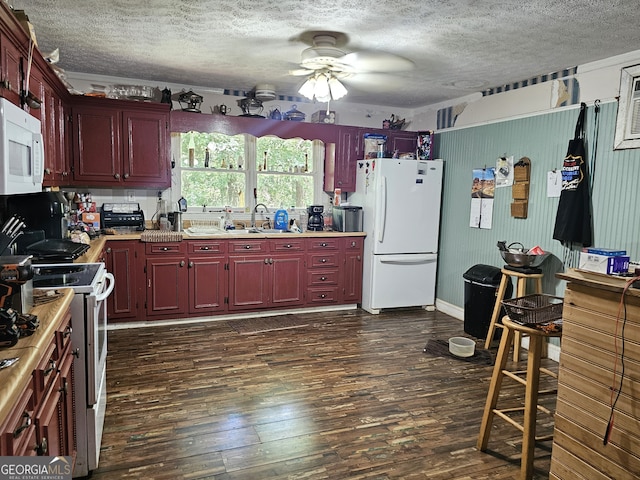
484 267 543 360
477 317 561 480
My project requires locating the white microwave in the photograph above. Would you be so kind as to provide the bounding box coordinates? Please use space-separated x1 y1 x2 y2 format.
0 97 44 194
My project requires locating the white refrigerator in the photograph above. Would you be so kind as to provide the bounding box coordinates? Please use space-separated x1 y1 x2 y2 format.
350 158 444 313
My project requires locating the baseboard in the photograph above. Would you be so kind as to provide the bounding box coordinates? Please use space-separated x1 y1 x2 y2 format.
435 298 464 321
108 304 358 330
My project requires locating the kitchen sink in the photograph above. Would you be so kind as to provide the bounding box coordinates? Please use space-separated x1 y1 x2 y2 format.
227 228 290 234
184 226 225 235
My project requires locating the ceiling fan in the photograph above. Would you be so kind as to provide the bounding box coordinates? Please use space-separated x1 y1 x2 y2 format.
288 31 414 100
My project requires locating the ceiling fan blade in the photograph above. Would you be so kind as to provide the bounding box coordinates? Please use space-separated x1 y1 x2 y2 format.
340 51 414 73
289 68 315 76
341 73 408 92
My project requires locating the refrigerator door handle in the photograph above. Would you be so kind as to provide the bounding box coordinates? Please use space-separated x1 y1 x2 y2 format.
377 175 387 243
379 254 437 264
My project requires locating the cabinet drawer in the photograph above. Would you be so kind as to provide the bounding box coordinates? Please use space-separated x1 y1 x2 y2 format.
307 269 339 286
33 341 58 399
307 287 340 304
54 313 72 359
271 238 304 252
344 237 364 250
145 242 186 255
0 384 36 456
229 240 268 253
308 252 340 268
187 240 226 254
307 238 340 251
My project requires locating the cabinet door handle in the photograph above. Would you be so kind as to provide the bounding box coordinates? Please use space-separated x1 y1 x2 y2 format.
245 245 252 249
44 359 57 376
264 258 269 264
357 255 361 261
321 258 327 263
320 276 327 281
285 244 292 248
180 261 185 267
321 242 328 247
269 258 274 264
36 437 48 456
44 168 51 175
106 247 112 253
114 173 121 179
72 348 80 358
320 294 326 298
201 246 210 250
161 247 169 251
63 325 72 337
189 261 194 268
123 173 130 179
13 412 31 438
351 241 356 247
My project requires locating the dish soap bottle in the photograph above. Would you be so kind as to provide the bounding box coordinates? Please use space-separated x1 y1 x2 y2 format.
274 208 288 231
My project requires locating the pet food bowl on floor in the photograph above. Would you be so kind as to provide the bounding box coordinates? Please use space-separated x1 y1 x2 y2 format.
448 337 476 357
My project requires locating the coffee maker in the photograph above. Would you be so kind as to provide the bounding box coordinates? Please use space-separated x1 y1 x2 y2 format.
307 205 324 231
5 191 69 239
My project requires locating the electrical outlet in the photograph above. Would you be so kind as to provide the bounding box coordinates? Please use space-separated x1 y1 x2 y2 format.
127 191 136 202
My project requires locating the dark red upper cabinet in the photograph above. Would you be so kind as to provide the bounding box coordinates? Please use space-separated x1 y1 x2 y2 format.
71 97 170 188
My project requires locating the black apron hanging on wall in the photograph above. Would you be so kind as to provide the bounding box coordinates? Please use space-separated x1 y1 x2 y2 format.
553 102 593 248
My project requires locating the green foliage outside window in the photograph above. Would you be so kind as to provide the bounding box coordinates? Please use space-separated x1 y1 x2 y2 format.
256 136 313 209
180 132 315 209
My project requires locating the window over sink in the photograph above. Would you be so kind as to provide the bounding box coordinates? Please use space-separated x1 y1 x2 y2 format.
176 132 323 210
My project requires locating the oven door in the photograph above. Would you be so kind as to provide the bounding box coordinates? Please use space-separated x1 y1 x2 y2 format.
85 271 115 405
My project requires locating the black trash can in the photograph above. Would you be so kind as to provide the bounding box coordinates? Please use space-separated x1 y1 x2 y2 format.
463 264 513 339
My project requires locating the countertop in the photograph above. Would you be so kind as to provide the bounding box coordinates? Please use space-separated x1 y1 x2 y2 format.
0 289 74 422
557 268 640 298
103 230 366 241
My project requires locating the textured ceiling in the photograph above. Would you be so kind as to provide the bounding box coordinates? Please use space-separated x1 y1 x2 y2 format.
11 0 640 108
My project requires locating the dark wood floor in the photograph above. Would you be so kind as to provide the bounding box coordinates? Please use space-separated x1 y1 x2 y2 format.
92 308 558 479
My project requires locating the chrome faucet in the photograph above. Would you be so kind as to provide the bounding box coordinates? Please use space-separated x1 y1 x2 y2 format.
251 203 269 228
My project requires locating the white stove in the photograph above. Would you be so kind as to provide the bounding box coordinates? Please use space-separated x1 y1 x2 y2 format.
33 262 114 478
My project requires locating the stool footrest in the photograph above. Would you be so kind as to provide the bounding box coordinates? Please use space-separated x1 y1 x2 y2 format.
502 369 528 385
540 367 558 379
493 409 525 432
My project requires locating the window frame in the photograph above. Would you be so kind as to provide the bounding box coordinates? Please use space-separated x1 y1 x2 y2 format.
172 132 324 212
614 63 640 150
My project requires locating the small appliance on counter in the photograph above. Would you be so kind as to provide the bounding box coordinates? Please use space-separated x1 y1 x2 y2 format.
0 255 34 313
5 191 69 239
101 203 145 232
307 205 324 231
332 205 363 232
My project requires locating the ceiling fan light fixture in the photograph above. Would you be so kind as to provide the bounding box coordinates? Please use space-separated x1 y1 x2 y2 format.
298 71 348 102
298 76 317 100
315 73 330 100
328 76 348 100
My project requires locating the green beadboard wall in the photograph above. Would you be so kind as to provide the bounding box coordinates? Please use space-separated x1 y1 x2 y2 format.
436 101 640 309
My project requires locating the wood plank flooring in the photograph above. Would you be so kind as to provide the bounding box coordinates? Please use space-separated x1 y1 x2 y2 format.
92 308 558 479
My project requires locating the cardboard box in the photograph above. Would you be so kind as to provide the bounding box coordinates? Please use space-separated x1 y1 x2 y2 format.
579 252 630 274
12 10 37 46
311 110 336 124
81 212 100 229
